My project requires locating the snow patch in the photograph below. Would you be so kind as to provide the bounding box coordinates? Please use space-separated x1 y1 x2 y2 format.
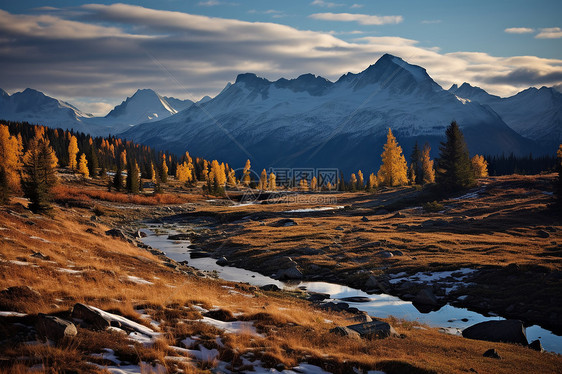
200 316 263 337
125 275 153 285
285 206 344 213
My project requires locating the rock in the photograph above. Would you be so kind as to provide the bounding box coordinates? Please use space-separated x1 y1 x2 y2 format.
308 293 330 302
361 216 369 222
204 309 235 322
260 284 280 292
340 296 371 303
391 212 405 219
167 233 191 240
190 251 211 259
179 260 189 266
105 229 127 240
278 266 303 280
347 320 398 339
462 320 528 345
335 226 344 231
365 275 379 289
529 339 544 352
216 257 228 266
31 252 48 260
482 348 501 359
347 313 372 323
85 228 96 234
35 314 77 341
421 219 447 228
71 303 111 330
413 288 439 306
137 230 147 238
376 250 394 259
537 230 550 238
269 219 298 227
392 250 404 256
329 326 360 339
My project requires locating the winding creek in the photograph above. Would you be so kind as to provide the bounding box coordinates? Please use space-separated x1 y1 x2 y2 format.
140 224 562 354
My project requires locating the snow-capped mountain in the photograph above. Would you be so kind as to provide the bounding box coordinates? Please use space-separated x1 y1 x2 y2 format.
0 88 195 136
450 83 562 149
123 54 537 174
0 88 94 132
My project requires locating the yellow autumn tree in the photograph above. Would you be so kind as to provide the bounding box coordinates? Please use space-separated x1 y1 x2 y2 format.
299 178 308 191
0 125 23 197
78 153 89 178
368 173 379 191
258 169 268 190
68 135 79 170
471 154 488 178
160 156 168 183
242 159 251 186
421 143 435 184
227 169 237 187
268 173 276 191
349 173 357 191
310 176 317 191
357 170 364 190
377 128 408 186
175 162 191 183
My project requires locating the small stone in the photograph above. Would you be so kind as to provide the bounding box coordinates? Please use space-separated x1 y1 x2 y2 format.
483 348 501 359
260 284 280 292
105 229 127 240
376 250 394 258
216 257 228 266
335 226 344 231
537 230 550 238
361 216 369 222
529 339 544 352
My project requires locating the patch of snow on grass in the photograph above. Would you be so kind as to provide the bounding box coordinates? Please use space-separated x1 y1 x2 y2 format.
388 268 476 285
30 236 50 243
125 275 153 285
285 206 344 213
56 268 83 274
201 316 263 337
0 311 27 317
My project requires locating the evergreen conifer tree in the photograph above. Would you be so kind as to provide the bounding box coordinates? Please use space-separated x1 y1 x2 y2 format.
410 141 422 184
126 159 139 194
21 136 58 213
113 163 124 192
436 122 474 190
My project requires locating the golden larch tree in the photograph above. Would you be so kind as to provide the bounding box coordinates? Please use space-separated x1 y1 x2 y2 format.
377 128 408 186
421 143 435 184
242 159 251 186
68 135 79 170
78 153 89 178
368 173 379 191
357 170 364 190
310 176 318 191
258 169 268 190
349 173 357 191
0 125 23 196
471 154 488 178
268 173 276 191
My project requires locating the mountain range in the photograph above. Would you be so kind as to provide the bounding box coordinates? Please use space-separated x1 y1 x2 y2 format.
1 54 560 174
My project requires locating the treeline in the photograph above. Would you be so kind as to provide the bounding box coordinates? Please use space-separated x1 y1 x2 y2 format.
0 121 233 212
485 153 558 176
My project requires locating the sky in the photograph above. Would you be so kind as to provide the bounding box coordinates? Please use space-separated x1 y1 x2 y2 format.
0 0 561 115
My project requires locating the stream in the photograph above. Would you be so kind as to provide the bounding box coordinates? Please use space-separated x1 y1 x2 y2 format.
140 224 562 354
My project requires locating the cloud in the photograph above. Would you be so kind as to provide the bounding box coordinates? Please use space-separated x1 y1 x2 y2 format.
198 0 238 6
536 27 562 39
309 12 403 25
311 0 343 7
0 3 560 105
350 4 363 9
504 27 534 34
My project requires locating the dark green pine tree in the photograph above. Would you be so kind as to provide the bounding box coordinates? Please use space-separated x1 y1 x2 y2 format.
86 146 99 179
556 144 562 210
410 141 422 184
21 137 58 214
126 159 140 194
0 168 9 205
436 121 475 191
113 162 124 192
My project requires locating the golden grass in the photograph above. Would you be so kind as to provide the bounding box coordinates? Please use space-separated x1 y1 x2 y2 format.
1 176 561 373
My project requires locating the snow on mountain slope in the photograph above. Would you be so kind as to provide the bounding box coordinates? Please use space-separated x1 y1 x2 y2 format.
0 88 95 132
124 54 537 174
450 83 562 149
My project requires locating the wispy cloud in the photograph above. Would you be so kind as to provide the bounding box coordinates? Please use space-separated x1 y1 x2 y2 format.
309 12 403 25
504 27 534 34
311 0 343 8
248 9 286 18
198 0 237 6
536 27 562 39
421 20 441 24
350 4 363 9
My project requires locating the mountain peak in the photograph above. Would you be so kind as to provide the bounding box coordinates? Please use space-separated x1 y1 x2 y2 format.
235 73 270 88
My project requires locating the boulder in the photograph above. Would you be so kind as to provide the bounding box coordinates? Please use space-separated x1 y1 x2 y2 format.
376 250 394 259
482 348 501 359
365 275 379 289
105 229 127 240
31 252 49 260
340 296 371 303
278 266 303 280
204 309 235 322
269 219 298 227
347 320 398 339
347 313 372 323
216 257 228 266
35 314 77 341
136 230 147 238
529 339 544 352
537 230 550 238
413 288 439 306
335 226 345 231
361 216 369 222
308 293 330 302
329 326 360 339
71 303 111 330
190 251 211 259
260 284 280 292
462 320 528 345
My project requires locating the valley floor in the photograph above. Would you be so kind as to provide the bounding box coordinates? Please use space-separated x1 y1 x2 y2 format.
0 174 561 373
